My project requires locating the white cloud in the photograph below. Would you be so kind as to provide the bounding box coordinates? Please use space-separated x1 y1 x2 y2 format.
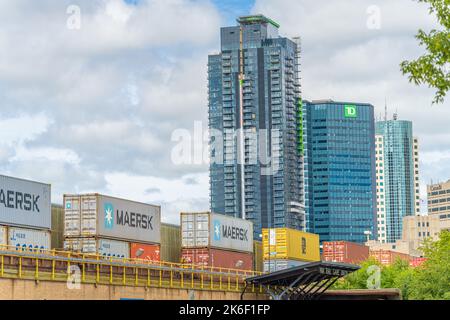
1 0 448 221
104 171 209 224
0 0 220 219
252 0 450 209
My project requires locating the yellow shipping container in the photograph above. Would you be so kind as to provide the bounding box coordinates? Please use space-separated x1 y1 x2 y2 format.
253 240 263 272
262 228 320 262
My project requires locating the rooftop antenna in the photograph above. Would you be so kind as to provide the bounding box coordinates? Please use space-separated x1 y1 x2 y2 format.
384 97 388 121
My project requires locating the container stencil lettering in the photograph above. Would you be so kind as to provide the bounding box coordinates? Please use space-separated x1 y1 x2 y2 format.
0 189 40 212
116 210 153 230
222 225 248 241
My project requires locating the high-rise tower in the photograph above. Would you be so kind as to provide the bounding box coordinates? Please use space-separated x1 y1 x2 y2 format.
208 15 305 239
303 100 377 244
375 118 420 243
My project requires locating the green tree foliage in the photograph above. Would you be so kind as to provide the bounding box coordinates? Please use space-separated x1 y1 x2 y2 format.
400 0 450 104
332 231 450 300
408 231 450 299
332 258 381 290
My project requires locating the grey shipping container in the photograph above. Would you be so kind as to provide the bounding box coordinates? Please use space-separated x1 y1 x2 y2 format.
0 174 51 230
64 194 161 244
181 212 253 254
263 259 310 273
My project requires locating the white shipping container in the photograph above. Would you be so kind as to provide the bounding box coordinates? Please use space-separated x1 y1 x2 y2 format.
64 238 130 259
64 196 81 236
263 259 310 273
64 238 96 253
97 239 129 259
63 194 161 244
8 227 51 253
0 226 7 248
0 174 51 230
181 212 253 253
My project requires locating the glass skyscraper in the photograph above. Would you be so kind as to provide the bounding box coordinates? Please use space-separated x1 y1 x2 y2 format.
303 100 377 244
375 118 420 243
208 15 305 239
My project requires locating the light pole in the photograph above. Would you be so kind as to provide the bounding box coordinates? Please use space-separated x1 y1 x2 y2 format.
364 230 372 243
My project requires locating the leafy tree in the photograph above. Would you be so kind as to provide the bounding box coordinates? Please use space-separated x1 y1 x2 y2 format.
400 0 450 104
332 231 450 300
332 258 382 290
408 231 450 300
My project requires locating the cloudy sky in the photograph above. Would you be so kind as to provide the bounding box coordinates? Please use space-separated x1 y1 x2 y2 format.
0 0 448 224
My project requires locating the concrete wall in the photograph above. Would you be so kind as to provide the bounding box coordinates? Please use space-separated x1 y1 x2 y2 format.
0 278 265 300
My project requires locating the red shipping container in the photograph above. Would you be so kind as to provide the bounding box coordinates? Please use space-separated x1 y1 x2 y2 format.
410 257 427 268
181 248 253 271
322 241 369 264
370 250 411 266
130 243 160 262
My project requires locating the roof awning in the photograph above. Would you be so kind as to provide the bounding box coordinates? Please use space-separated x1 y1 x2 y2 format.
242 261 360 300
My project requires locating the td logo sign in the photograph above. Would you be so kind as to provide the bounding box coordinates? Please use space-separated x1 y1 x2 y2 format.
344 105 357 118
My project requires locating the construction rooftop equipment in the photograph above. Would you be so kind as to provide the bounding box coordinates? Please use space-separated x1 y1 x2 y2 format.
242 261 360 300
237 15 280 29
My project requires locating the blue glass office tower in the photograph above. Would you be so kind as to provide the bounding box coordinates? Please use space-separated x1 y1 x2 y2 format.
375 119 420 243
208 15 305 239
303 100 377 244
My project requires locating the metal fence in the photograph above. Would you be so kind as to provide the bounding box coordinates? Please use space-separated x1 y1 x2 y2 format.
0 244 264 293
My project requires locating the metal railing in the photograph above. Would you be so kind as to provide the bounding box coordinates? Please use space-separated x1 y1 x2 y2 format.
0 245 264 294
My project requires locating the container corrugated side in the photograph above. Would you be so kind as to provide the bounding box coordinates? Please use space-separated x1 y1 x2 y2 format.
8 227 51 252
209 213 253 253
51 204 65 249
370 250 411 266
263 259 310 273
181 247 253 271
262 228 320 262
181 212 209 248
181 212 253 253
130 243 160 261
0 226 7 248
322 241 369 264
0 174 51 230
253 240 263 272
161 223 181 263
64 193 161 244
63 195 81 237
97 238 129 259
64 237 130 259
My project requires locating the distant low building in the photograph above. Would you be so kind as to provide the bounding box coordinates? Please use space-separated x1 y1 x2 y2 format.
427 180 450 216
402 214 450 250
366 213 450 256
366 239 421 257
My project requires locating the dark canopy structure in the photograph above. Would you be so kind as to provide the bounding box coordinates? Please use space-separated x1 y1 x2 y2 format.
243 262 360 300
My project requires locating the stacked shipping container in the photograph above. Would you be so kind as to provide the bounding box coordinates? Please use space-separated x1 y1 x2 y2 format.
369 249 411 266
180 212 254 271
63 194 161 261
410 257 427 267
0 175 52 252
51 204 64 249
322 241 369 264
262 228 320 272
